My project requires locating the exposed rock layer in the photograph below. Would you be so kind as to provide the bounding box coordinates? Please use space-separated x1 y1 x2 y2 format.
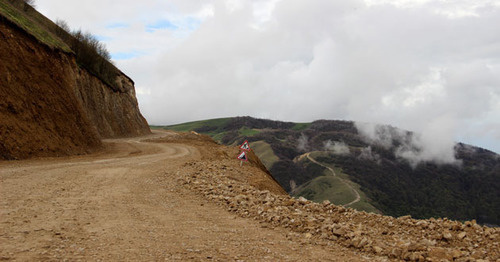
0 18 150 160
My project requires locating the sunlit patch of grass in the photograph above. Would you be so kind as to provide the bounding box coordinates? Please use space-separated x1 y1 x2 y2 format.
0 2 71 52
250 141 279 170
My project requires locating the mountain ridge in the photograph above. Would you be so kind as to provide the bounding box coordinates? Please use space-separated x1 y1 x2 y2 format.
160 116 500 225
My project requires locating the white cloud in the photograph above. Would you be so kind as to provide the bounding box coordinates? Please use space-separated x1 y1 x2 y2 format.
297 133 309 152
324 140 351 155
35 0 500 154
355 120 461 167
364 0 500 18
358 146 382 164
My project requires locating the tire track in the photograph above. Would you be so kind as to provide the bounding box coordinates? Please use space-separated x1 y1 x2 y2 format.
305 152 361 207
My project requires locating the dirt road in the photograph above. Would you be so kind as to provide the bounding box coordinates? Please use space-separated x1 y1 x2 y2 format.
0 131 373 261
305 153 361 207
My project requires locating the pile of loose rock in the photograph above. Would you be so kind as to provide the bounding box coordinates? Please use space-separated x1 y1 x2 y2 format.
177 159 499 262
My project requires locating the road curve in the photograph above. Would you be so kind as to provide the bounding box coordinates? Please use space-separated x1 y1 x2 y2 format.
0 131 370 261
305 153 361 207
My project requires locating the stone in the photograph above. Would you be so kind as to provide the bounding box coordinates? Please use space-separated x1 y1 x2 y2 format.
297 197 308 204
442 231 453 241
420 238 436 247
332 228 346 237
358 237 369 248
457 232 467 240
451 249 462 259
372 246 383 254
407 241 426 252
428 247 453 261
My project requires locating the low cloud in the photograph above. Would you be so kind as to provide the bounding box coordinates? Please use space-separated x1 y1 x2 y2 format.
323 140 350 155
297 133 309 152
354 122 407 149
355 120 461 168
35 0 500 153
358 146 381 164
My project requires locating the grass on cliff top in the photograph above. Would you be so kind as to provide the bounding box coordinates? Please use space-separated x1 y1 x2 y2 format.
163 118 265 143
164 118 232 132
162 118 233 142
239 126 260 137
249 141 279 170
292 122 311 131
0 2 71 52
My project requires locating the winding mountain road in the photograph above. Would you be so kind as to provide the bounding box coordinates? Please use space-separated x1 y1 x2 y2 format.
305 153 361 207
0 131 370 261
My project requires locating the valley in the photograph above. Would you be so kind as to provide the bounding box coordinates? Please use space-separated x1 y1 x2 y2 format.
160 116 500 225
1 2 499 261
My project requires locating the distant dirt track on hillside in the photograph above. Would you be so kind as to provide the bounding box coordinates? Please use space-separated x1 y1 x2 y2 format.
0 130 373 261
306 153 361 207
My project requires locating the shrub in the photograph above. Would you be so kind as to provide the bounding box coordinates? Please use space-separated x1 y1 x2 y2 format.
54 19 118 88
6 1 120 89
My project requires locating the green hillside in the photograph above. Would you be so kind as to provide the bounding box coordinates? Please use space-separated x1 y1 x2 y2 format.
165 118 231 133
160 117 380 214
159 116 500 225
292 152 380 213
249 141 279 170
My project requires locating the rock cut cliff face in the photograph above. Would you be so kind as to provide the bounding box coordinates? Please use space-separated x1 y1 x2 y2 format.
0 17 150 160
70 59 150 138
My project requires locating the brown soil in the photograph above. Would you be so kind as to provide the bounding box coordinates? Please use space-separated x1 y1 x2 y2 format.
0 15 150 160
0 18 102 160
2 130 497 261
0 130 378 261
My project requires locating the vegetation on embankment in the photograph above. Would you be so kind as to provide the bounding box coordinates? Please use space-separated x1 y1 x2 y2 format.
0 0 150 159
0 1 70 51
0 0 121 89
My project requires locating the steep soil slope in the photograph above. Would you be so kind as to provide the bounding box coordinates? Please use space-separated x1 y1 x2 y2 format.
0 18 101 159
0 14 149 159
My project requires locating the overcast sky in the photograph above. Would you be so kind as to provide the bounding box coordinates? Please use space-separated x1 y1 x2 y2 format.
36 0 500 153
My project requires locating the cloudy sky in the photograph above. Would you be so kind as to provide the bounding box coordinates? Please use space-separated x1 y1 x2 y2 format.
36 0 500 153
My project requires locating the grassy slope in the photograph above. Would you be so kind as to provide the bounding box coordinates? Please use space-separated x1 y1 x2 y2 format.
163 118 264 143
0 2 71 52
163 118 230 141
293 170 353 204
292 122 311 131
160 117 377 213
249 141 279 170
239 126 260 137
0 1 121 89
165 118 232 132
294 152 380 214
